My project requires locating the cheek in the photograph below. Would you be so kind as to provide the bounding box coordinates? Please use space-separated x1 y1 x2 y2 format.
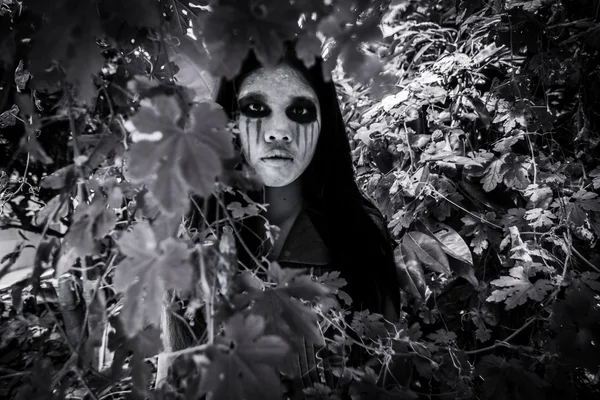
297 120 320 160
238 117 263 159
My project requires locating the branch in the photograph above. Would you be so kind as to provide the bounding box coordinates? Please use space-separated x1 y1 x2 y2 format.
464 316 538 355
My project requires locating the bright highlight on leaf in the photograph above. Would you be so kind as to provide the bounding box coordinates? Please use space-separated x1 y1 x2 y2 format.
125 95 234 215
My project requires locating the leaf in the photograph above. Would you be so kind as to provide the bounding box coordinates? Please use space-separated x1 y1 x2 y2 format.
64 196 117 256
524 184 554 209
0 104 19 128
198 314 289 400
316 270 353 306
426 329 457 345
295 34 321 68
417 220 473 266
524 208 556 228
501 154 531 190
125 97 234 215
480 154 507 192
571 189 600 211
240 263 328 349
27 0 104 103
202 0 300 79
492 130 524 153
589 167 600 189
114 221 193 337
394 244 426 301
460 213 500 255
486 266 553 310
401 231 451 274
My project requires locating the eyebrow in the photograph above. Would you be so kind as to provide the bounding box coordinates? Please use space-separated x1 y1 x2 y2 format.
237 91 318 105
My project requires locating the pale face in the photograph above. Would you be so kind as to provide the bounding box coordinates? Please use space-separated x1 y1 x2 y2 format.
236 64 321 187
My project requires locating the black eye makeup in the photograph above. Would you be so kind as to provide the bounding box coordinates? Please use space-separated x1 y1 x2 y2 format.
237 93 318 124
238 94 270 118
286 97 317 124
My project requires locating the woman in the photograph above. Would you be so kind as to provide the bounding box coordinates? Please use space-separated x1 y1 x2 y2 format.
158 42 402 397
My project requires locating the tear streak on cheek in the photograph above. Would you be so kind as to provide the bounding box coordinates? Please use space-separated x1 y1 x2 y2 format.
255 119 262 146
243 118 251 159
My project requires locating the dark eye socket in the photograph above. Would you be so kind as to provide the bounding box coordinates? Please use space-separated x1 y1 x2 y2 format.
286 101 317 123
290 106 308 115
239 102 269 117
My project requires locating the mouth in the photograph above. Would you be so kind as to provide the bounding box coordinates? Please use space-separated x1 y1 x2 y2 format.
261 150 294 162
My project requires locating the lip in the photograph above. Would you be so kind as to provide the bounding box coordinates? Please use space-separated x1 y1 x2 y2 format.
260 150 294 161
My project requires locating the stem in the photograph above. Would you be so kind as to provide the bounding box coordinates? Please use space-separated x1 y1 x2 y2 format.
464 316 537 355
571 246 600 274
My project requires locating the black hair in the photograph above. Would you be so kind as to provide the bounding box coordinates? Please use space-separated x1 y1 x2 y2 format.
198 42 400 315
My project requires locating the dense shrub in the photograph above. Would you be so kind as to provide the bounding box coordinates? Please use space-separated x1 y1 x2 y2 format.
1 0 599 399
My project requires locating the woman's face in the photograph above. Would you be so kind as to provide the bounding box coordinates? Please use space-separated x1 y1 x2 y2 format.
236 64 321 187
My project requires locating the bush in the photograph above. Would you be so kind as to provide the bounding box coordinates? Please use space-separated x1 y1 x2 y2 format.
1 0 599 399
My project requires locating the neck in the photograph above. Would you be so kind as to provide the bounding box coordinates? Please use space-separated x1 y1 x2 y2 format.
263 179 304 226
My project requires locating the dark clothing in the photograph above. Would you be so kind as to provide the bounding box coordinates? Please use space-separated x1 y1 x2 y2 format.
270 207 338 400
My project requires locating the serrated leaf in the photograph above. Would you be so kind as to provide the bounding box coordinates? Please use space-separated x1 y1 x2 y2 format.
486 266 553 310
125 97 234 214
460 212 500 255
480 154 507 192
114 221 193 336
64 196 117 256
501 154 531 190
402 231 451 274
524 184 554 209
198 314 289 400
426 329 457 345
524 208 556 228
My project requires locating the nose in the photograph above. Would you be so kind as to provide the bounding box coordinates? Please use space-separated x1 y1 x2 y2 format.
264 114 292 143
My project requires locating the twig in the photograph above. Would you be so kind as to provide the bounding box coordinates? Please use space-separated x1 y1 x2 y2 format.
571 246 600 274
464 316 537 355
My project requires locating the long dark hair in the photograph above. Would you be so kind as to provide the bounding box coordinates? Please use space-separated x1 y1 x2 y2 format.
197 42 400 315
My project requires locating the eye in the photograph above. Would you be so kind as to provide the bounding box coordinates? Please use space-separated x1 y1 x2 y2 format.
291 106 308 116
239 102 269 118
248 104 264 113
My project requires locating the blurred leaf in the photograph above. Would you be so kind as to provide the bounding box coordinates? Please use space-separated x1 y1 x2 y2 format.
113 221 193 337
125 96 234 215
198 314 289 400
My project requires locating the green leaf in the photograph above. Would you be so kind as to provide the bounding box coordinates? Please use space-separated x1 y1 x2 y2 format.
125 97 234 215
486 266 553 310
402 231 451 274
114 221 193 337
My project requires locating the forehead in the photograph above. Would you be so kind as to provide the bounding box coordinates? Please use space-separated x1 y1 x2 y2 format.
237 64 318 103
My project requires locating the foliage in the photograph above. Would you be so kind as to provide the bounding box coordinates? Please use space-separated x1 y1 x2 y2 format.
1 0 600 399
